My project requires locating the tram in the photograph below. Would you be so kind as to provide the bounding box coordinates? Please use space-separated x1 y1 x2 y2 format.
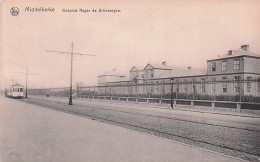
5 84 24 98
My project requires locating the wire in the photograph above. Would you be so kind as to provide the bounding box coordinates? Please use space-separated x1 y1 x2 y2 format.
46 50 96 57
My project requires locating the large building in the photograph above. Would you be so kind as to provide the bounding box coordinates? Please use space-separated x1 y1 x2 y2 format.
206 45 260 96
97 69 127 85
97 45 260 97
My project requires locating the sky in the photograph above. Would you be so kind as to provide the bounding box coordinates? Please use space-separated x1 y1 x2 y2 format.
1 0 260 89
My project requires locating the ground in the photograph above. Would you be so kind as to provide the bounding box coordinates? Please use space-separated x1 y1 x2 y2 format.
0 96 259 161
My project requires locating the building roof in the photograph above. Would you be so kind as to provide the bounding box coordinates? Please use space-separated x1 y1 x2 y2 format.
143 63 173 70
98 70 125 77
12 83 24 87
208 49 260 61
129 66 143 72
156 67 206 78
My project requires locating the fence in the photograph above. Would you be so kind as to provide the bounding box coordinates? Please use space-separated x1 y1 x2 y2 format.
27 87 76 97
28 79 260 110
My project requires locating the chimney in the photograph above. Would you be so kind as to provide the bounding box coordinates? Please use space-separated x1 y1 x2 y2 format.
228 50 233 55
162 61 167 65
241 44 249 51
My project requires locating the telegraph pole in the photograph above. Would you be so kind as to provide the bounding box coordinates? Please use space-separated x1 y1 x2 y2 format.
15 67 39 98
69 42 74 105
170 78 174 108
46 42 96 105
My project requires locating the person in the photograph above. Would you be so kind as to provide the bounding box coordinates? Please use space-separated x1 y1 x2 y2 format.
47 92 49 97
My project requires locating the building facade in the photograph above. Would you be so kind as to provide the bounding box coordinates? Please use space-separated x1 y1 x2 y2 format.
96 45 260 97
206 45 260 96
98 69 126 85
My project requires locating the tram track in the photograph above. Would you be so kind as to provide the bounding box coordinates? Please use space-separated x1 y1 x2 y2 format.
21 97 260 161
33 97 260 133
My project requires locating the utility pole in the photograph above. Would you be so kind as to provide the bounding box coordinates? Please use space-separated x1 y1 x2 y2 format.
170 78 174 108
46 42 96 105
15 67 39 98
192 80 195 100
69 42 74 105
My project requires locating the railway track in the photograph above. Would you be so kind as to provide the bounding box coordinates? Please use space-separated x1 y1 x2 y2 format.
33 97 260 132
22 97 260 161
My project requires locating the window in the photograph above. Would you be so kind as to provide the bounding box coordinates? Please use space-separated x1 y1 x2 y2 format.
234 76 241 81
211 77 216 93
247 77 252 92
222 77 227 93
211 62 216 71
201 78 206 93
222 61 227 71
234 76 241 93
234 59 240 70
150 69 154 78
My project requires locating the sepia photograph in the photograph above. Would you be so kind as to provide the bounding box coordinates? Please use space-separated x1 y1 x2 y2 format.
0 0 260 161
